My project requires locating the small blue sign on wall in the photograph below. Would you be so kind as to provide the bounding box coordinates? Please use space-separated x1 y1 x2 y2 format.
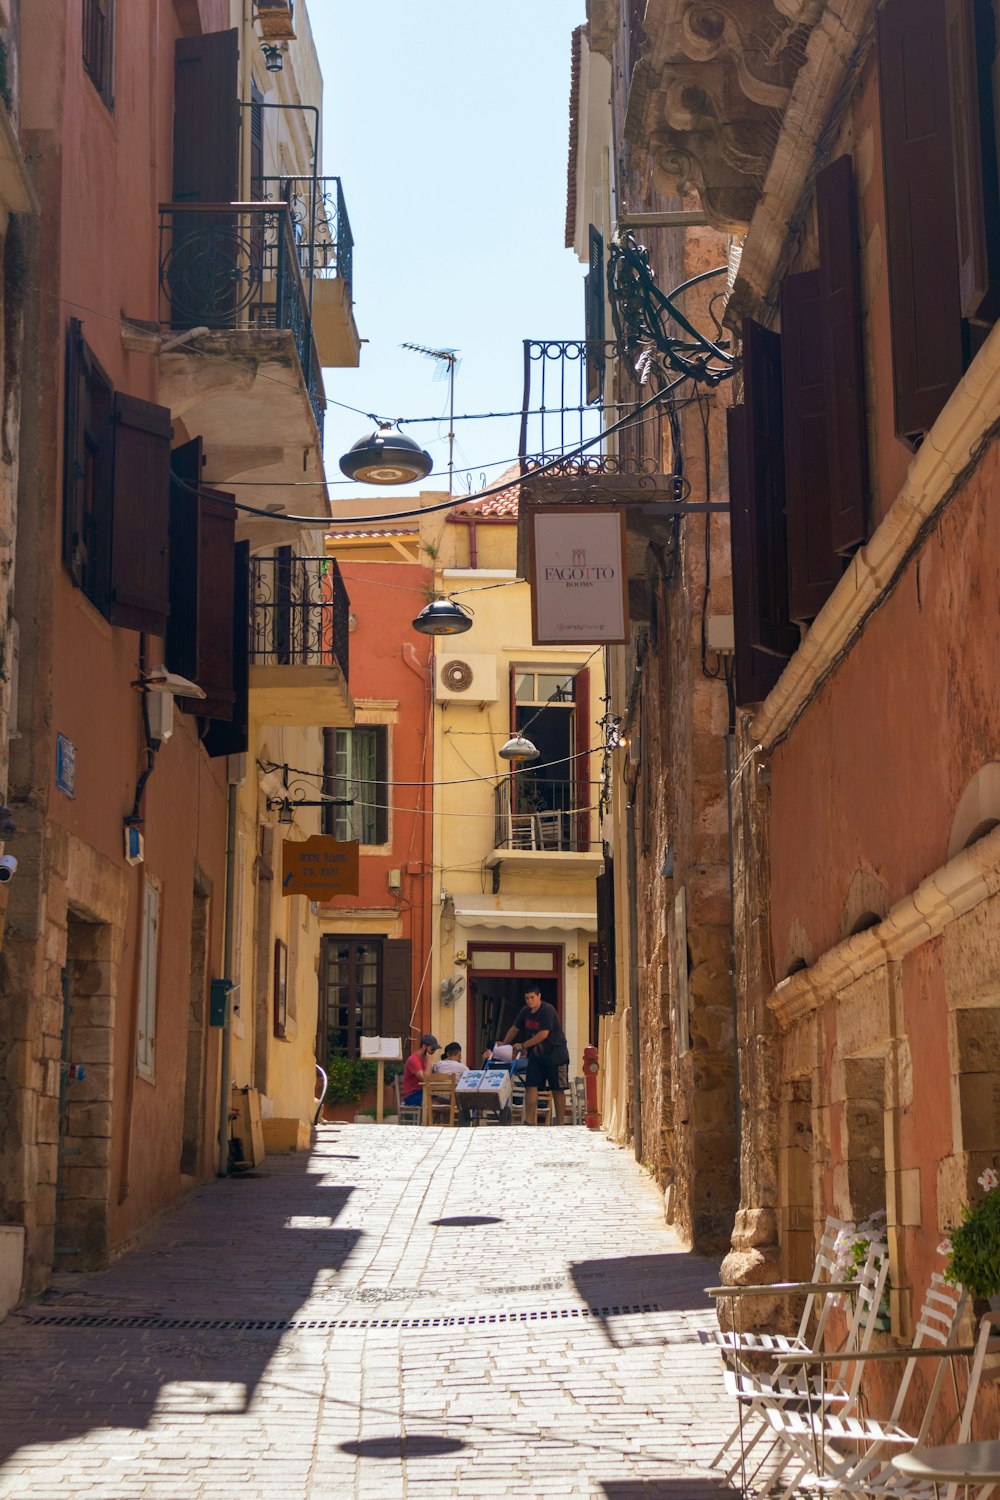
56 734 76 798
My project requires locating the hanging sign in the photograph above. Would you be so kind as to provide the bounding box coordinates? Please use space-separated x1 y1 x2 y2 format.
281 836 360 899
528 505 629 645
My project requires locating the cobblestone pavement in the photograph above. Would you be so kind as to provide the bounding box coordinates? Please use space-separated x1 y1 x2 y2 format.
0 1124 743 1499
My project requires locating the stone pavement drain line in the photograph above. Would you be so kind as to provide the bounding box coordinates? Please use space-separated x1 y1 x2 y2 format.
17 1301 669 1333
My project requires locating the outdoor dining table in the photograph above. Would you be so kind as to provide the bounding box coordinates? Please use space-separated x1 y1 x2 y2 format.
892 1441 1000 1489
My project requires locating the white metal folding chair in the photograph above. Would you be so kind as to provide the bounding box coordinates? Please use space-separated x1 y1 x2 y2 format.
765 1274 971 1499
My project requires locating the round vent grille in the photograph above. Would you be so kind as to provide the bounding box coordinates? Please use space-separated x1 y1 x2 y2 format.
442 659 474 692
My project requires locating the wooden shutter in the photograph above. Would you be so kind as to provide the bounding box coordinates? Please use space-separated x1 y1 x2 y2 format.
167 437 202 680
573 666 591 851
946 0 1000 323
727 405 785 708
203 541 250 758
878 0 964 443
250 80 265 198
172 30 240 202
781 271 839 623
743 319 797 658
595 862 616 1015
817 155 869 553
186 488 236 719
108 393 173 635
585 226 605 404
380 938 412 1044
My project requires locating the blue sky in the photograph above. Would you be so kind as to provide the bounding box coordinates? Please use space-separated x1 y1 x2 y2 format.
309 0 587 501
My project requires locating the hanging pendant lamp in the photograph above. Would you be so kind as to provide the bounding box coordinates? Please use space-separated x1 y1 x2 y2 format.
412 597 473 636
339 424 433 485
499 734 540 763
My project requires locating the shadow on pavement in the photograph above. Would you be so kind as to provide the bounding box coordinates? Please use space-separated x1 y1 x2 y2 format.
571 1250 721 1348
340 1436 467 1458
0 1150 361 1471
429 1214 505 1227
602 1482 741 1497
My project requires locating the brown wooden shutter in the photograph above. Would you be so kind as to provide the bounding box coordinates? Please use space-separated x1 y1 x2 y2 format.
250 80 265 198
727 404 785 708
595 862 616 1015
167 437 202 681
172 30 240 202
108 393 173 635
63 319 88 588
946 0 1000 323
380 939 412 1045
585 226 605 404
187 488 236 719
743 318 797 658
573 666 591 851
203 541 250 758
781 271 839 623
817 155 869 553
878 0 964 443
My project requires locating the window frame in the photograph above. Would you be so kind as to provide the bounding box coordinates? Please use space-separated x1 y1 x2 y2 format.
82 0 115 109
331 725 389 847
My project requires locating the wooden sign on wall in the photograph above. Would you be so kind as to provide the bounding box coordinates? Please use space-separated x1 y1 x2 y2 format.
281 836 360 899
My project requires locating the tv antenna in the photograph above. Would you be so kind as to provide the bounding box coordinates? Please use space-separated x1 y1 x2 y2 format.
401 342 460 493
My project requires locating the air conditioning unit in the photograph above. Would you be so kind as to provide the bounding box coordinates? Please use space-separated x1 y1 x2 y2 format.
436 653 499 704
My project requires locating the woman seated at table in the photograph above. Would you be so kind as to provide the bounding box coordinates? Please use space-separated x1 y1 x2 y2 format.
432 1042 465 1078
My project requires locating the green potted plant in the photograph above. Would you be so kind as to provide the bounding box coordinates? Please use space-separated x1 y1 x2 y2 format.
941 1168 1000 1306
322 1057 402 1122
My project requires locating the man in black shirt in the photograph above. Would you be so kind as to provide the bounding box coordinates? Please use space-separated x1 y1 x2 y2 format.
497 985 570 1125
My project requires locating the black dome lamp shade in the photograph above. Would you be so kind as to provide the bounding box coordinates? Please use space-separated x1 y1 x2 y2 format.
412 598 473 636
339 424 433 485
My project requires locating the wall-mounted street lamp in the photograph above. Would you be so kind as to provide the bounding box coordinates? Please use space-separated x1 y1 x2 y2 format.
411 597 473 636
261 42 283 72
339 424 433 485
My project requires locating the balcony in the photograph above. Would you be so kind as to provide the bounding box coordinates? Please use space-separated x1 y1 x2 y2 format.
488 776 603 874
154 201 329 525
249 555 353 727
260 176 359 368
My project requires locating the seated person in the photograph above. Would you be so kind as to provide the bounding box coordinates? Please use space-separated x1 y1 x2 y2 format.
432 1042 466 1078
401 1033 440 1107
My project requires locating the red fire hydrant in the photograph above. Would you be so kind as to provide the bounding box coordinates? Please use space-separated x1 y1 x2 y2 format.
583 1045 601 1130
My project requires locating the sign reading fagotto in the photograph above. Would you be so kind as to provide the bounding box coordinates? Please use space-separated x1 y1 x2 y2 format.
281 836 360 899
528 506 629 645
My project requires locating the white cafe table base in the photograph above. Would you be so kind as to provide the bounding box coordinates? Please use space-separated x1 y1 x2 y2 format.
893 1441 1000 1486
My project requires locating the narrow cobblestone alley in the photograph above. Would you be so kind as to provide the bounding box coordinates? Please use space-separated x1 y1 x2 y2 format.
0 1127 740 1499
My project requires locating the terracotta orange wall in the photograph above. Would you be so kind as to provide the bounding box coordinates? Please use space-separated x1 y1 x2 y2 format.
320 560 434 1030
32 0 231 1246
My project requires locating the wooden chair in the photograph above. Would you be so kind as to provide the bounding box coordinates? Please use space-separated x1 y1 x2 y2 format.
535 1089 554 1125
393 1075 423 1125
424 1074 457 1126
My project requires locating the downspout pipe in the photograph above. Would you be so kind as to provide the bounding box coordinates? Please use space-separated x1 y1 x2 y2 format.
725 731 742 1168
217 780 239 1176
626 799 643 1164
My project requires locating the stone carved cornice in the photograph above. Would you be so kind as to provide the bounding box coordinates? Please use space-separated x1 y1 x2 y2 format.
767 823 1000 1031
625 0 818 230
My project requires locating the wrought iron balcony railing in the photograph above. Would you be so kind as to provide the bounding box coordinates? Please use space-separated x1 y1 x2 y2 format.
519 337 666 472
250 554 349 683
258 176 353 295
158 201 325 436
493 776 595 854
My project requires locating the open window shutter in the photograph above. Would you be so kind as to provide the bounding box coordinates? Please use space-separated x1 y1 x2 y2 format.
573 666 591 851
167 437 202 681
63 319 87 588
381 939 412 1045
585 226 605 404
172 29 240 202
727 405 785 708
374 726 389 844
743 318 797 658
781 271 839 623
817 155 869 553
595 862 616 1015
203 541 249 758
946 0 1000 323
186 488 236 719
878 0 964 443
108 394 172 635
249 80 264 198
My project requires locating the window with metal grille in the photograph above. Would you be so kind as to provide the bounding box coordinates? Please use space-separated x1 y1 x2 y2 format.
83 0 114 106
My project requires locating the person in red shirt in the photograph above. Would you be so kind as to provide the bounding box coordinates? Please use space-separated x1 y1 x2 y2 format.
401 1034 440 1107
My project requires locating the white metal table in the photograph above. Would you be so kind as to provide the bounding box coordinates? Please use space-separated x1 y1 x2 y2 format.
893 1441 1000 1491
